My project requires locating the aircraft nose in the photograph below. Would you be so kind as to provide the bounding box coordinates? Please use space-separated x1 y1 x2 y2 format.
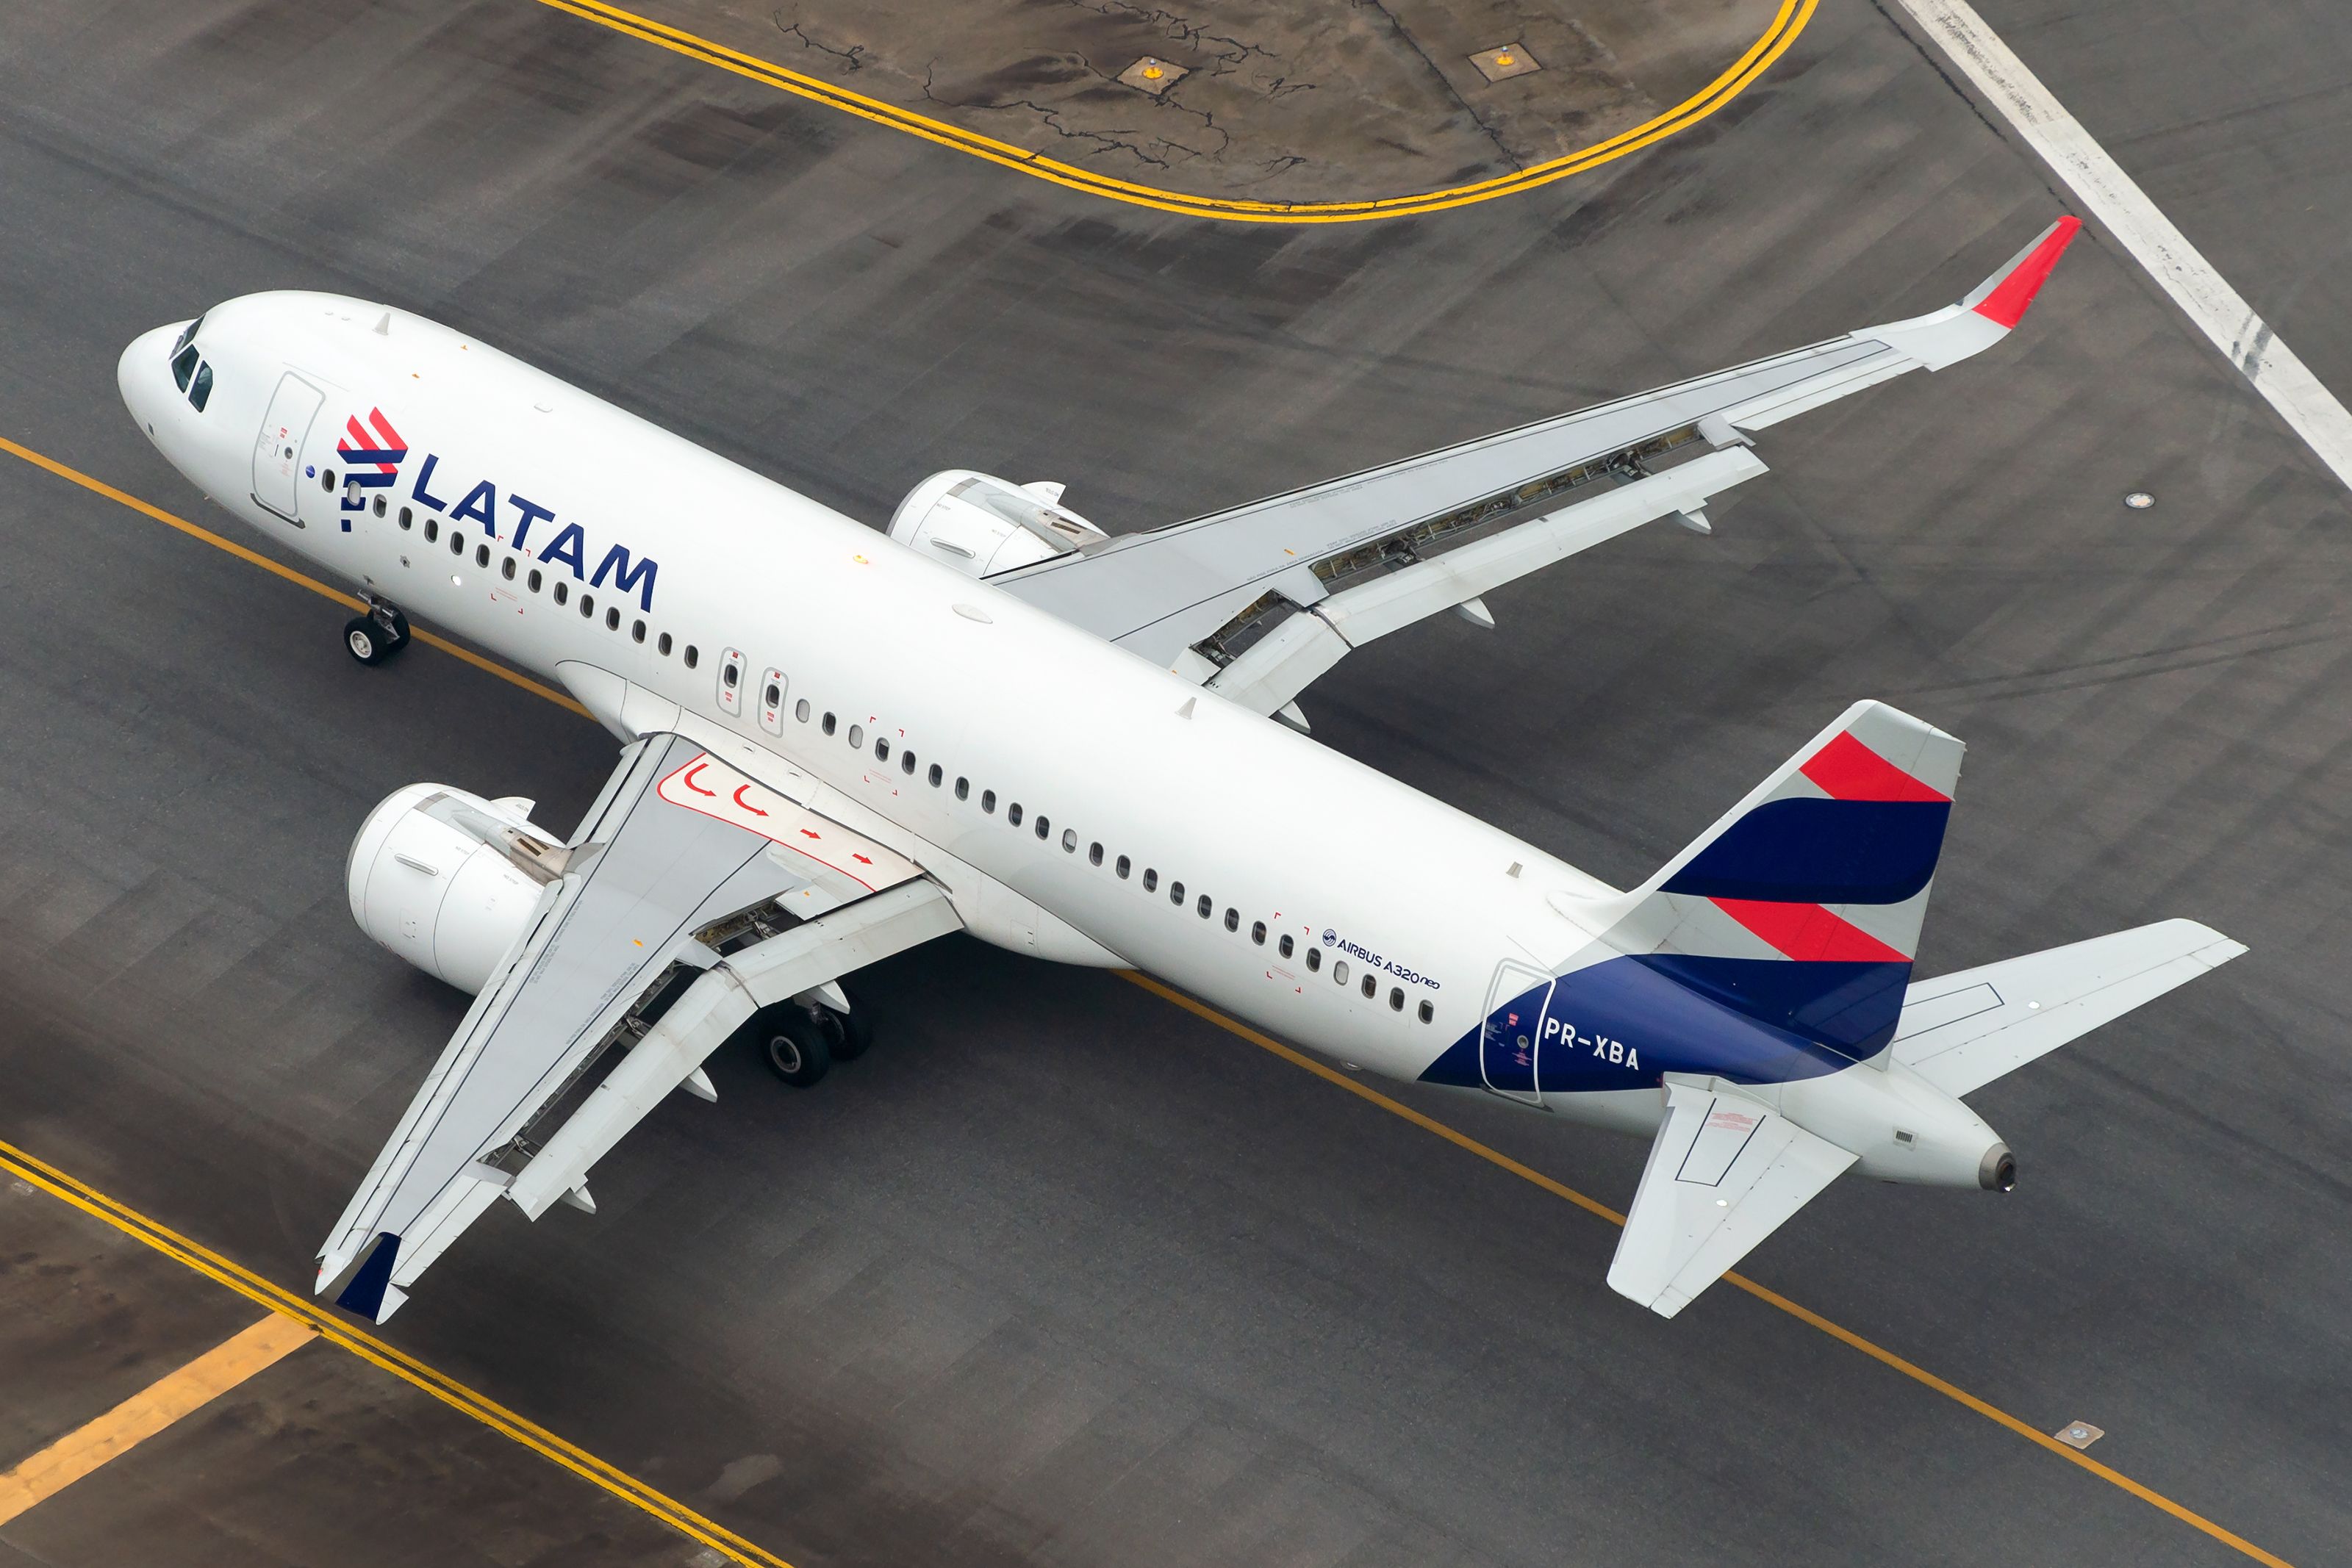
118 323 186 436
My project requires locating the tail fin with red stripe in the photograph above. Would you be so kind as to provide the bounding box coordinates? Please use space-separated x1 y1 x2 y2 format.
1604 702 1963 1065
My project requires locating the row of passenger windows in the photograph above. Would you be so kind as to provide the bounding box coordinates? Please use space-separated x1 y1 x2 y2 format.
759 688 1438 1025
315 472 705 669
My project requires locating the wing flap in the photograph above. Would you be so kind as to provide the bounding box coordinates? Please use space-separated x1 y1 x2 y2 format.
1893 919 2244 1098
1607 1075 1857 1319
1205 447 1765 716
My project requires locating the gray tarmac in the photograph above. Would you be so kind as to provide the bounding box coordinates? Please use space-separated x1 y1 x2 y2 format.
1 1 2348 1564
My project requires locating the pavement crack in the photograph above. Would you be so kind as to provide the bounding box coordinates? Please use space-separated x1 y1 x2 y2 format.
768 11 866 71
1349 0 1522 171
920 60 1200 168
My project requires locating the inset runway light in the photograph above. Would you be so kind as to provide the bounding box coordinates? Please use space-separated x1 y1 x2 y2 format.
2124 491 2155 509
2055 1420 2105 1450
1119 56 1188 95
1470 43 1541 82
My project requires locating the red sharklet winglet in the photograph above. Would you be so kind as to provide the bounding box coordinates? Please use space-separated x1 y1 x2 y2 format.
1967 215 2082 330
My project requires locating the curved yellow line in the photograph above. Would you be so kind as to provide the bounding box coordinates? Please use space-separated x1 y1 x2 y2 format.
528 0 1818 223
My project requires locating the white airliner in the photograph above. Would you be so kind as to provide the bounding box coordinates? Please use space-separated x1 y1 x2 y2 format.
116 217 2242 1323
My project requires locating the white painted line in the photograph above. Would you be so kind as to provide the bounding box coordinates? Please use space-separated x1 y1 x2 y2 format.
1895 0 2352 493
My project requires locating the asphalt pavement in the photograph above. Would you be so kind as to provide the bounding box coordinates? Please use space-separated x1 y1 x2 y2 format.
1 1 2346 1564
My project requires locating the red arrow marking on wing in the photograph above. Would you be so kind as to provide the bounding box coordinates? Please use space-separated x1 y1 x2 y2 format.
852 853 873 866
731 785 768 817
682 762 717 797
800 828 821 840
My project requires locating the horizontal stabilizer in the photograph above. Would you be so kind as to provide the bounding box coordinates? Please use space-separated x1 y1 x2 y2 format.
1607 1074 1857 1318
1895 919 2245 1097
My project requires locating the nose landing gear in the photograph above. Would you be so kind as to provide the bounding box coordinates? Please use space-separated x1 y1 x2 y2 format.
754 986 874 1087
343 594 412 666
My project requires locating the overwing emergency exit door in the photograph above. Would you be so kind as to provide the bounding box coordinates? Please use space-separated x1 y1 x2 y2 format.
252 371 323 524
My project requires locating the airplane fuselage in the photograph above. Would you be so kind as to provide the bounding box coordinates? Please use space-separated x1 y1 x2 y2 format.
116 292 1990 1154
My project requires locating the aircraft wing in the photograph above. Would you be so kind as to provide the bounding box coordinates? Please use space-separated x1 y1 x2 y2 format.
316 733 961 1323
993 219 2082 722
1607 1074 1857 1319
1894 919 2245 1098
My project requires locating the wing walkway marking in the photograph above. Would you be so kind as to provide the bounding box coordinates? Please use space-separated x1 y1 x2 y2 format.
0 1314 316 1526
1115 973 2298 1568
0 435 2295 1568
1893 0 2352 493
528 0 1815 223
0 1137 797 1568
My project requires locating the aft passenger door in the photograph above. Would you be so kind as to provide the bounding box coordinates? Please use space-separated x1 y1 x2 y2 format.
1479 959 1553 1106
252 372 323 525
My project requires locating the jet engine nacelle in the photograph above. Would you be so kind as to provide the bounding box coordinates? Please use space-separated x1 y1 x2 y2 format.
346 783 563 995
888 470 1106 578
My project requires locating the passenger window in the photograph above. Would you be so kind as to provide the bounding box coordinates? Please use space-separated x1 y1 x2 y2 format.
190 362 213 411
1143 868 1158 891
1251 921 1266 946
684 645 699 669
718 650 747 712
425 519 440 544
1306 949 1321 973
954 777 968 799
980 789 994 813
847 723 864 747
1115 855 1129 878
501 557 516 580
796 699 810 722
553 580 568 605
321 467 337 491
399 507 413 530
659 632 673 655
1418 999 1434 1024
1007 803 1022 826
1169 880 1183 905
1278 934 1294 958
875 738 890 761
1034 815 1050 840
632 619 645 644
171 344 198 391
1361 975 1377 999
451 531 465 555
528 569 543 592
479 544 492 567
1063 830 1078 852
585 594 600 617
373 495 387 518
1334 960 1349 985
1222 908 1238 932
928 764 942 787
1197 895 1211 919
822 712 836 735
1089 842 1102 866
902 752 917 776
606 608 620 630
1389 988 1404 1012
765 682 781 709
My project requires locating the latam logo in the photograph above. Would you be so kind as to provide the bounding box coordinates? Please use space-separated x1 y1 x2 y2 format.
334 409 409 532
332 406 661 612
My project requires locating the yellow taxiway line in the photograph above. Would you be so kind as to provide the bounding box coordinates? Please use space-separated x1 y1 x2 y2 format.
526 0 1817 223
0 1314 316 1526
0 437 2298 1568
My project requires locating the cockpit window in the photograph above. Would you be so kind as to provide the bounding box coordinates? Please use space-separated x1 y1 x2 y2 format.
189 362 213 412
171 344 198 393
172 314 206 356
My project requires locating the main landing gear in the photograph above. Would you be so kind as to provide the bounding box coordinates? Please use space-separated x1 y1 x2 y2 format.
754 986 875 1088
343 595 412 666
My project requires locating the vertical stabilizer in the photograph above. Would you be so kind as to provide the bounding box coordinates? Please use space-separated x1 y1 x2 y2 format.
1604 702 1962 1065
